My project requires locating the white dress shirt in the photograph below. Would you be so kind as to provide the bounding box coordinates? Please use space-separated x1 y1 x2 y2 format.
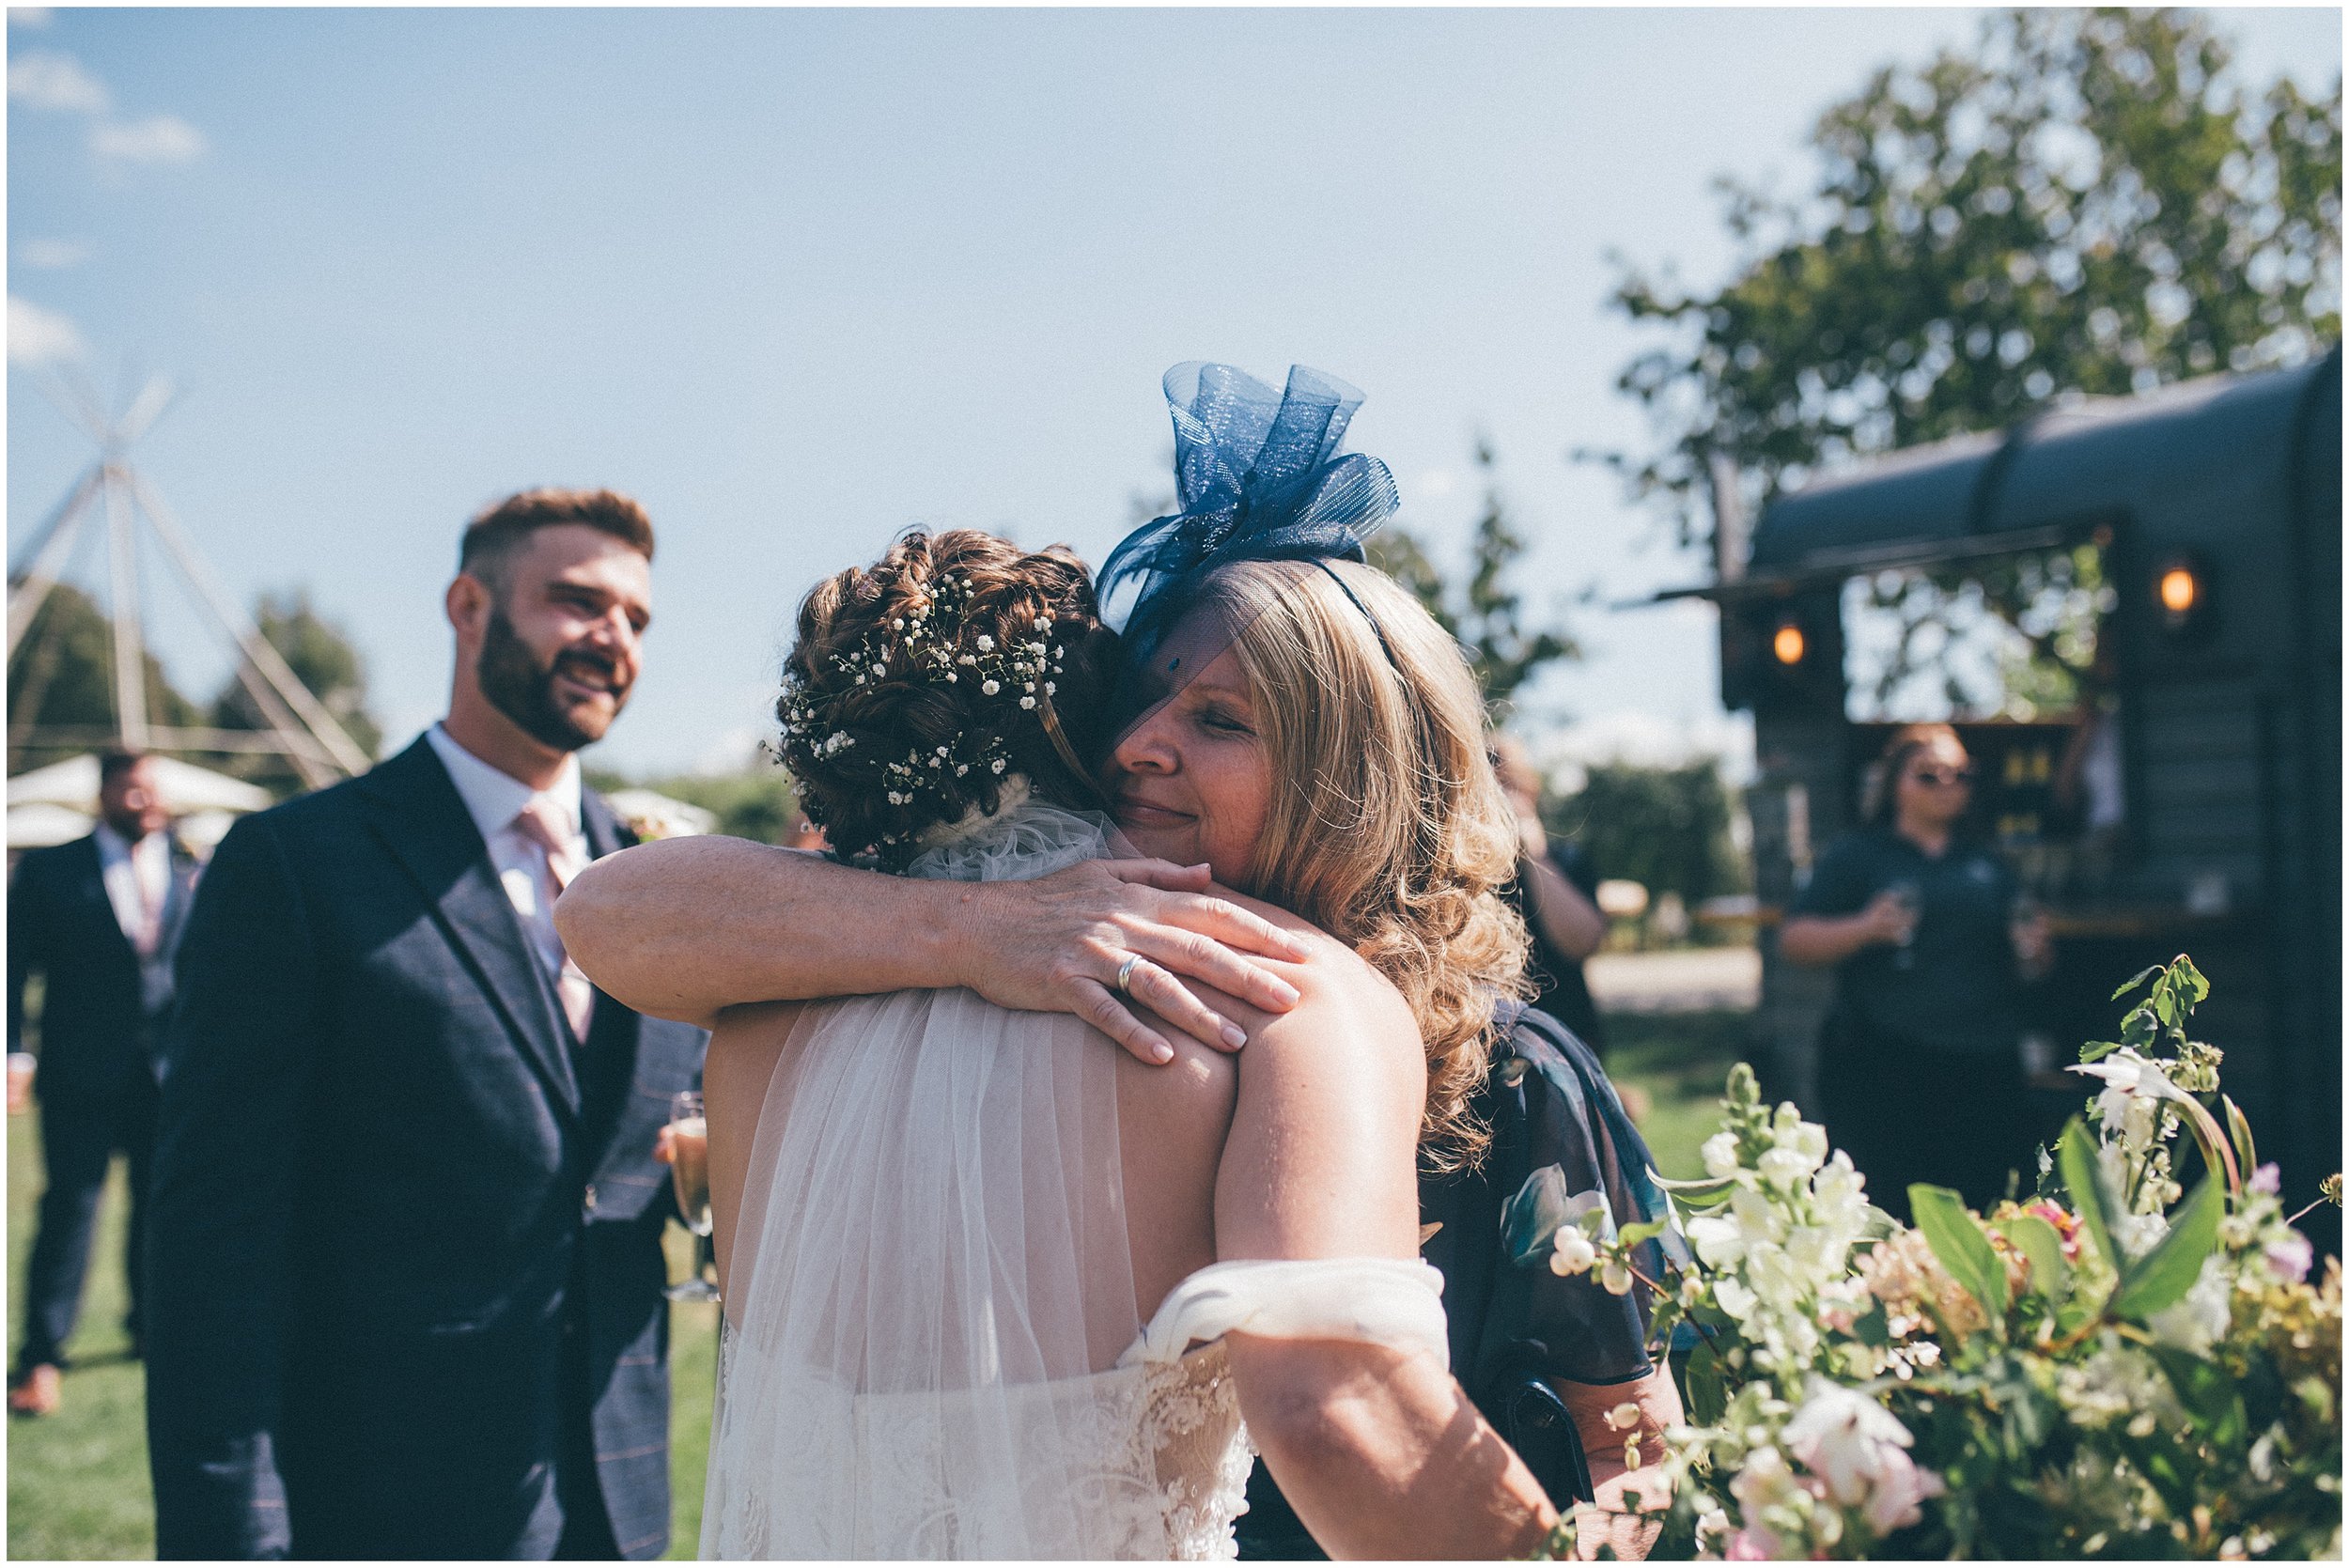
426 724 583 986
93 821 172 955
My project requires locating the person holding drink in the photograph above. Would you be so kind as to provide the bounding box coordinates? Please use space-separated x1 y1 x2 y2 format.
1779 723 2053 1221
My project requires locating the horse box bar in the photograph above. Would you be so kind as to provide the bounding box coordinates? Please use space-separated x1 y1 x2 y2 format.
1688 348 2341 1249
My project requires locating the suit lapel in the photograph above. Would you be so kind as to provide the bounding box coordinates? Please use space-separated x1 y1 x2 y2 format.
361 738 583 1122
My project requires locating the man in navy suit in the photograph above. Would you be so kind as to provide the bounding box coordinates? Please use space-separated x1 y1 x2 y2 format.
8 751 199 1417
146 489 708 1560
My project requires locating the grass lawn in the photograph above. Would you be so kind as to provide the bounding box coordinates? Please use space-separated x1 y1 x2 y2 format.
6 1007 1747 1559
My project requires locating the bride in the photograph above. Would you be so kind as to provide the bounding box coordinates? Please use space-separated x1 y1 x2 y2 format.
564 366 1562 1559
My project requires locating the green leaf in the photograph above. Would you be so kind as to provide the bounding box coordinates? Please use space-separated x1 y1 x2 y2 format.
1682 1339 1727 1425
2057 1119 2122 1283
2222 1094 2258 1176
2078 1038 2122 1064
1991 1214 2070 1299
1910 1184 2010 1326
2111 1176 2222 1321
1647 1169 1736 1202
2111 964 2163 1001
1617 1217 1672 1250
2150 1345 2246 1448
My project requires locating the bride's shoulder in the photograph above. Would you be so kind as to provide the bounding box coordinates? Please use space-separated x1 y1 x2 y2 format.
1211 892 1421 1080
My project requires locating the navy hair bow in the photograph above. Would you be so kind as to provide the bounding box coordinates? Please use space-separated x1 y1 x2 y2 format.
1096 363 1402 670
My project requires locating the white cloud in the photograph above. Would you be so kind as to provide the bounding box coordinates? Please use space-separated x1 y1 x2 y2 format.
8 8 54 28
8 48 108 114
90 113 205 165
8 294 86 368
15 237 86 269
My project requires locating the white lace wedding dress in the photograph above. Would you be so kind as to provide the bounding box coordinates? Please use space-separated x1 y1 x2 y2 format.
699 796 1449 1560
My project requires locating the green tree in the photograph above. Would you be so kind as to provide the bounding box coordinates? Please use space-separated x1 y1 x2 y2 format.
648 768 801 846
1367 439 1579 715
1592 8 2340 705
1546 760 1748 908
209 589 382 792
7 582 201 772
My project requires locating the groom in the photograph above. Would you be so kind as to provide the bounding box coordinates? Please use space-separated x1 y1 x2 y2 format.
145 489 708 1560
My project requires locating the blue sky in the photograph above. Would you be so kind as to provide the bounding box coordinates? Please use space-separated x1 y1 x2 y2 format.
8 6 2339 783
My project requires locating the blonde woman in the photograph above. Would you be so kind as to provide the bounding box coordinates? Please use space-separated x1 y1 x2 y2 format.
561 366 1672 1558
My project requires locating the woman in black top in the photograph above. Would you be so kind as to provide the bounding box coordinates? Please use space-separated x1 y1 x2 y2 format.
1780 724 2052 1220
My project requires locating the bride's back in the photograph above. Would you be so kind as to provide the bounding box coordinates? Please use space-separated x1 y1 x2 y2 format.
704 896 1235 1377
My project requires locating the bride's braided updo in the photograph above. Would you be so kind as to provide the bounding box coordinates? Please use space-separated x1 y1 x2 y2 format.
777 530 1120 868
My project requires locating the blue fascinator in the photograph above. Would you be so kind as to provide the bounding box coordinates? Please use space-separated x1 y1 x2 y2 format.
1096 362 1402 677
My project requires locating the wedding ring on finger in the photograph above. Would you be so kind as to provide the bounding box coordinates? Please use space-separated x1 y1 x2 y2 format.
1114 954 1143 999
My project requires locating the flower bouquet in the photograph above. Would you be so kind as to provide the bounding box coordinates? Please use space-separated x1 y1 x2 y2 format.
1545 955 2341 1560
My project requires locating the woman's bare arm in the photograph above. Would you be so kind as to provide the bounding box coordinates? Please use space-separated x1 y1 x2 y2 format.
1779 889 1910 968
556 835 1310 1061
1213 949 1556 1558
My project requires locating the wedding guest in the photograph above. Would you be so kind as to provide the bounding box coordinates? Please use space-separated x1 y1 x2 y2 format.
1779 723 2052 1221
145 489 708 1559
1489 733 1610 1057
7 752 198 1418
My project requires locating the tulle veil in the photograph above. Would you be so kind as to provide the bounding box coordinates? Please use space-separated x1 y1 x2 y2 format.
701 798 1174 1559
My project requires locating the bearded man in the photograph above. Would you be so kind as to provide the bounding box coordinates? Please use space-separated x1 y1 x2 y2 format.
146 489 708 1560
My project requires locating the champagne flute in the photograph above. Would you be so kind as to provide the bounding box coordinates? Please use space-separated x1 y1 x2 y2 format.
664 1091 720 1303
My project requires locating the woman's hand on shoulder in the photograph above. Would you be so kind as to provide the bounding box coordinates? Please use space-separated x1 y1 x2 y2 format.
947 857 1313 1066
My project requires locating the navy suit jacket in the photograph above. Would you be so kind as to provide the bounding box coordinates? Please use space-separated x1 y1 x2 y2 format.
8 831 197 1101
145 737 708 1560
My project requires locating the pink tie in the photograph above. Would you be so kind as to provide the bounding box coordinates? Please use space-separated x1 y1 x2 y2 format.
513 800 597 1041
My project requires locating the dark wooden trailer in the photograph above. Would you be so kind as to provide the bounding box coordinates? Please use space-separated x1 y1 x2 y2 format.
1695 348 2341 1247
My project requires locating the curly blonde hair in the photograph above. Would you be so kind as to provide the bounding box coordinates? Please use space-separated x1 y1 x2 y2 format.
778 530 1121 866
1199 558 1530 1172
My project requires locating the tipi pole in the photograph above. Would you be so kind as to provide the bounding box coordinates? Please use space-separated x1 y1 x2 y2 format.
7 465 103 659
102 465 149 751
130 472 372 779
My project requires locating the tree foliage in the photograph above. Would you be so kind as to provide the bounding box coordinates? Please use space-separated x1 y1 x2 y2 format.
1545 760 1749 905
1591 11 2338 713
1366 439 1579 715
1595 8 2341 551
7 582 201 772
209 589 382 792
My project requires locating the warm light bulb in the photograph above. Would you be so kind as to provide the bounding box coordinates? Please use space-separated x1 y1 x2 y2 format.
2158 567 2199 615
1772 623 1806 665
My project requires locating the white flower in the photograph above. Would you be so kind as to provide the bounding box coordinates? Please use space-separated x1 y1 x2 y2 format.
1044 682 1056 695
2147 1255 2232 1355
1759 1146 1815 1192
2070 1048 2190 1129
975 634 995 651
1687 1215 1748 1269
1549 1231 1597 1277
1812 1152 1867 1229
1781 1379 1942 1533
1019 695 1035 709
1604 1400 1642 1431
1599 1259 1635 1296
990 758 1006 774
981 679 1001 695
1702 1131 1743 1178
1713 1276 1758 1321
